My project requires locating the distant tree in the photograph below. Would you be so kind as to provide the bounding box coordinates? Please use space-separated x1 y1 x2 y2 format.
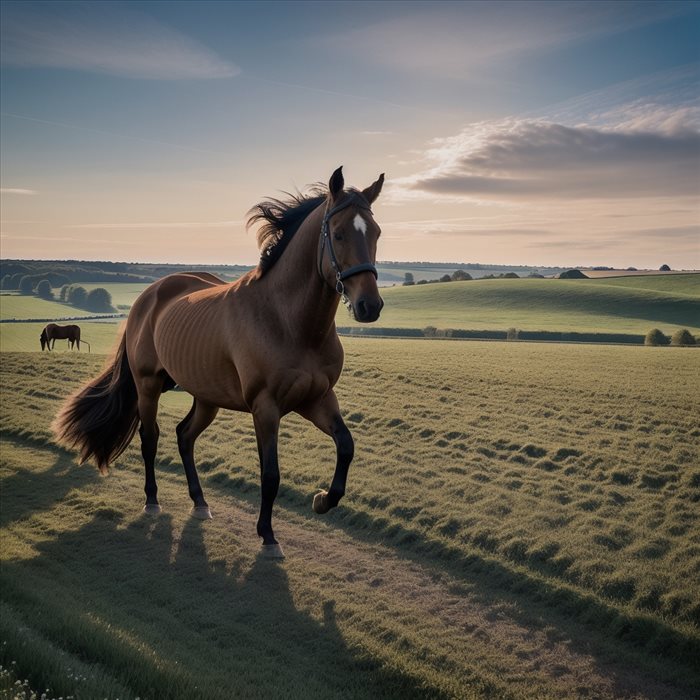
1 274 12 290
68 285 88 308
558 269 589 279
506 328 519 341
18 275 35 295
452 269 472 281
10 273 24 289
417 279 428 285
670 329 695 346
59 284 71 301
35 279 53 300
403 272 415 286
626 267 637 271
502 272 520 279
85 287 114 312
659 264 671 271
644 328 670 346
439 274 452 283
423 326 437 338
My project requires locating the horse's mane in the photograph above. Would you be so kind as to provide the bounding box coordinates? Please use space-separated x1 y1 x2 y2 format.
247 186 328 277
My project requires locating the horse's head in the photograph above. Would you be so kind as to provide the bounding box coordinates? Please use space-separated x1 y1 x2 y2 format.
40 328 48 351
319 166 385 323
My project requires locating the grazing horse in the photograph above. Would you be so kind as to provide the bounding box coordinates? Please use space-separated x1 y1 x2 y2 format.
53 167 385 558
40 323 90 352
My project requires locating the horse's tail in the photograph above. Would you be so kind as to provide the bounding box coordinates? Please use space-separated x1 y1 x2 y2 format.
52 333 139 474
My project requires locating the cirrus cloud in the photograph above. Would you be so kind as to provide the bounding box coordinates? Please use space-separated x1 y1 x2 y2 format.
1 2 239 80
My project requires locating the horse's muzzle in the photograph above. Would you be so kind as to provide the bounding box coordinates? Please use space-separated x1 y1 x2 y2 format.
353 295 384 323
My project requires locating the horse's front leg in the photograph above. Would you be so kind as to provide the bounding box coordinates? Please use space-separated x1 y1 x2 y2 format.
298 390 354 515
252 400 284 559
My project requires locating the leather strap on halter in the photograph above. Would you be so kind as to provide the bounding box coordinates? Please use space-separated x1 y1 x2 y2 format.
318 192 378 295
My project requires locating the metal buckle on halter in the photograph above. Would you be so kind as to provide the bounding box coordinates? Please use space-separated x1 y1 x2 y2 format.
335 272 345 295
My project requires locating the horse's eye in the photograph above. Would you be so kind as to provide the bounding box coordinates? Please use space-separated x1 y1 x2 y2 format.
334 233 343 241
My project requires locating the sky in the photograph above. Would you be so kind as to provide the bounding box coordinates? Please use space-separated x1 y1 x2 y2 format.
1 0 699 269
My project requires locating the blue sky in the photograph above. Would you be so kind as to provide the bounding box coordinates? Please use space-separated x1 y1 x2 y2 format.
1 0 698 268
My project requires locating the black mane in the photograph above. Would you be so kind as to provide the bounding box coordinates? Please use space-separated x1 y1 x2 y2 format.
247 187 327 277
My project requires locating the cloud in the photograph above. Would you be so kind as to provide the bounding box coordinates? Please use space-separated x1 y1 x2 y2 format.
0 2 239 80
320 2 692 78
65 220 244 230
398 119 700 201
0 188 37 195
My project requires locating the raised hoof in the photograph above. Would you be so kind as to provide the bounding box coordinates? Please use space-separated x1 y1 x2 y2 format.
142 503 162 515
313 490 330 514
190 506 212 520
261 543 285 560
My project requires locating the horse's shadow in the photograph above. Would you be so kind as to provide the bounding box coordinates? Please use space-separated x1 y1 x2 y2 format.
2 511 439 699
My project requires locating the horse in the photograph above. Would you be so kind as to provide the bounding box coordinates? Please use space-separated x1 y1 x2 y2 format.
53 167 385 558
40 323 90 352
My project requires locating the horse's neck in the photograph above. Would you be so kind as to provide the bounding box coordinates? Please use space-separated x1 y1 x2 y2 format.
259 205 340 341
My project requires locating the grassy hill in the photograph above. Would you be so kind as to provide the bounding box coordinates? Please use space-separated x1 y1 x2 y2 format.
357 275 700 334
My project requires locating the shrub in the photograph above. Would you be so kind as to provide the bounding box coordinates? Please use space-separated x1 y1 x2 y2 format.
506 328 519 341
59 284 71 301
670 329 696 346
558 269 588 279
452 269 472 281
18 275 35 295
85 287 114 312
439 274 452 283
659 264 671 271
1 274 12 290
645 329 670 346
502 272 520 278
403 272 415 286
423 326 437 338
416 279 428 285
10 273 24 288
68 285 88 307
35 279 53 300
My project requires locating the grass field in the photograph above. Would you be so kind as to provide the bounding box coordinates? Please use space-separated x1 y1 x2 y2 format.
361 275 700 334
0 320 123 354
4 274 698 348
0 294 104 322
1 341 699 698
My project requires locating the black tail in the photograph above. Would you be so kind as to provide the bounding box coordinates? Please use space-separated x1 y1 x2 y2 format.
52 334 138 473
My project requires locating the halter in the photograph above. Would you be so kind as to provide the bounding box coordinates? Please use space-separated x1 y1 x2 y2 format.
317 192 378 295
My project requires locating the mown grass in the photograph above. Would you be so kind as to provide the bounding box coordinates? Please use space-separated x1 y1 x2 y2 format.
1 342 699 698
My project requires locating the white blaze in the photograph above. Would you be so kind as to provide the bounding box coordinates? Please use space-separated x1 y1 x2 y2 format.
353 213 368 236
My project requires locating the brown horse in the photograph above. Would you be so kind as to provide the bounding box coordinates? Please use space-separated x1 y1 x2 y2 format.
53 167 384 558
40 323 90 352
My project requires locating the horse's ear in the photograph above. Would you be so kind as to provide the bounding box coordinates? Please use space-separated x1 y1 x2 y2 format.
329 166 344 199
362 173 385 204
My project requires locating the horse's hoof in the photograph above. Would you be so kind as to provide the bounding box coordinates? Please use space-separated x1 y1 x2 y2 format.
261 543 285 559
190 506 212 520
313 490 330 514
142 503 162 515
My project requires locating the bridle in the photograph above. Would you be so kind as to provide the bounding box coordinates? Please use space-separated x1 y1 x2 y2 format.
317 192 378 295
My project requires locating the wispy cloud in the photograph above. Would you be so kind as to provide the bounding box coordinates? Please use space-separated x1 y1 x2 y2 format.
0 188 37 195
65 220 244 230
320 2 692 78
1 2 239 80
395 118 700 201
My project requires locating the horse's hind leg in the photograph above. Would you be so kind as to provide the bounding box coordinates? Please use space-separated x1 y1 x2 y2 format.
176 399 219 520
137 378 163 514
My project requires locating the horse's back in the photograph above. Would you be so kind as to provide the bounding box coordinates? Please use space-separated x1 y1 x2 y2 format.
126 273 228 379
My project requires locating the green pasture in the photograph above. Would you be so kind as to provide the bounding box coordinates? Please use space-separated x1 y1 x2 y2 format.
4 274 699 344
0 294 98 322
0 321 123 354
1 341 698 698
360 275 700 334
